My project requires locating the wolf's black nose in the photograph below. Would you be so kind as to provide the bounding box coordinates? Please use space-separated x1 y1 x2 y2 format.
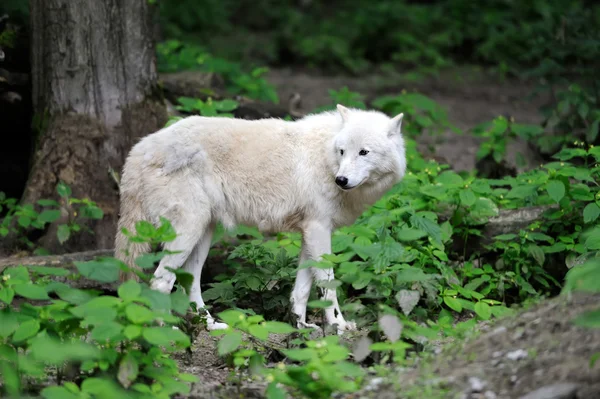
335 176 348 187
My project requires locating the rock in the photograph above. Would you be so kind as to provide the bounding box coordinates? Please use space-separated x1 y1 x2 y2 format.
519 383 579 399
469 377 486 392
506 349 528 361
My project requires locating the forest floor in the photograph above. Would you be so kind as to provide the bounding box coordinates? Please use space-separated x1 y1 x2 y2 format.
174 68 600 399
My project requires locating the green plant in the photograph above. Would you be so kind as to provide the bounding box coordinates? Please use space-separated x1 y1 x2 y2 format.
0 182 104 253
314 87 366 113
538 84 600 156
0 218 200 398
266 335 365 399
372 91 458 138
175 96 239 117
472 116 545 168
156 40 279 104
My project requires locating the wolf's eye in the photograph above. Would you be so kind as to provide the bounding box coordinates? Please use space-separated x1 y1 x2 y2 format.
359 149 369 156
340 149 344 156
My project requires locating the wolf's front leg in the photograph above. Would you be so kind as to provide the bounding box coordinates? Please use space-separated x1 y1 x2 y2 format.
299 221 357 335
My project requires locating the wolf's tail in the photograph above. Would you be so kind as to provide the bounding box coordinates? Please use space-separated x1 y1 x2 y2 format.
115 185 150 283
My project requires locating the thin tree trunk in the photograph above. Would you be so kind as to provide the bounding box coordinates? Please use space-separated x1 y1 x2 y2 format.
24 0 168 253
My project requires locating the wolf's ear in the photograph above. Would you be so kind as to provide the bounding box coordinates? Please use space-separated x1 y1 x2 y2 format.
337 104 350 122
388 113 404 137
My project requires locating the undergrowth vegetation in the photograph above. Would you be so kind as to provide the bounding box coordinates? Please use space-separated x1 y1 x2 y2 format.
2 84 600 396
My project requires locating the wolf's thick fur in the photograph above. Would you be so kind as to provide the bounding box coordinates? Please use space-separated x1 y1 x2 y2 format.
115 104 406 333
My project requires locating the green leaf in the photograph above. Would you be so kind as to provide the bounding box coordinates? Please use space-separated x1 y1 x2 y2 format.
573 309 600 328
214 99 239 112
217 331 243 355
118 280 142 301
396 267 435 282
134 253 164 269
37 199 59 207
1 359 21 396
71 296 121 319
170 288 191 315
507 185 537 199
443 296 462 313
91 322 123 341
18 215 31 227
12 319 41 342
248 324 269 341
143 327 178 347
283 348 316 361
123 325 142 340
0 287 15 305
75 257 123 283
0 310 19 338
583 203 600 224
38 209 61 223
263 321 296 334
459 189 477 207
474 301 492 320
265 382 287 399
28 335 100 363
435 171 463 186
3 266 30 283
140 286 171 312
527 244 545 266
41 386 80 399
14 283 50 300
81 206 104 220
410 214 442 244
55 286 95 304
125 303 155 324
585 231 600 251
217 309 246 326
546 180 565 203
495 233 517 241
57 224 71 244
30 266 71 277
56 182 72 198
395 228 427 241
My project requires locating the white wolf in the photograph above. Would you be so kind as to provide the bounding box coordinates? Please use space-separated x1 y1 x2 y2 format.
114 104 406 334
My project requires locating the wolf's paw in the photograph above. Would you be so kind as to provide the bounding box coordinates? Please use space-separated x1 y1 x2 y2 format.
207 321 229 331
297 321 322 331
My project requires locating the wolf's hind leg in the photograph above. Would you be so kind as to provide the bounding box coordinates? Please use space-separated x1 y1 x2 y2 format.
183 224 228 330
150 208 209 296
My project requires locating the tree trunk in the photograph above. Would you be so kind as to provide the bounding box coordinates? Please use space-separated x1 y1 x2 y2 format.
24 0 168 253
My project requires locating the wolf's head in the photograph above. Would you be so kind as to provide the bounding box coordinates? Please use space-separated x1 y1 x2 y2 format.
331 104 406 191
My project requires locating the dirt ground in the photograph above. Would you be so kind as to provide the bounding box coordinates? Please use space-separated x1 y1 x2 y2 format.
169 69 599 399
375 293 600 399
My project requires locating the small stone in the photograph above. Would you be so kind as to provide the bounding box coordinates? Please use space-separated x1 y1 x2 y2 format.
469 377 486 392
519 383 579 399
506 349 528 361
490 326 507 336
493 351 503 358
484 391 497 399
365 377 384 391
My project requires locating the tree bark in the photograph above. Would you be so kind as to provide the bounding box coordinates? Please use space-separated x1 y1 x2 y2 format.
24 0 168 253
